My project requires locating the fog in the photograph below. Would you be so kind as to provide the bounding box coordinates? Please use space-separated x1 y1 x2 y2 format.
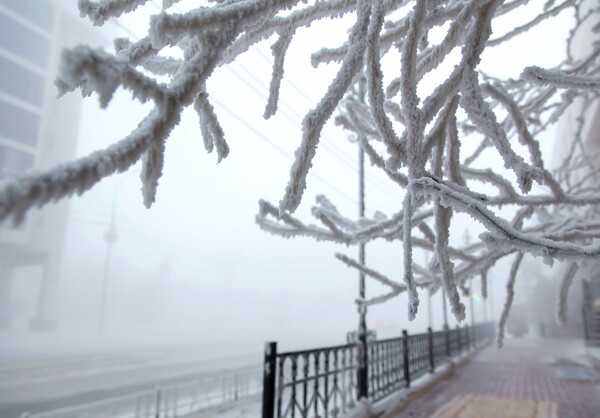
0 0 579 399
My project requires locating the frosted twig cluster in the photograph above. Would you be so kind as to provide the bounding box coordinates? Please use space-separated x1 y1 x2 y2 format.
0 0 599 342
254 0 600 340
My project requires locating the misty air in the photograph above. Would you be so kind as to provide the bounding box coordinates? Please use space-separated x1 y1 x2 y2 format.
1 1 600 418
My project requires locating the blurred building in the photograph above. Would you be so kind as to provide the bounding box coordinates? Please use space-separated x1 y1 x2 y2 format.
559 0 600 345
0 0 103 331
535 0 600 340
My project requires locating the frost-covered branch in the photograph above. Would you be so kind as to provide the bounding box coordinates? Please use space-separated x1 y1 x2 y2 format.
497 252 523 348
2 0 600 332
556 262 579 324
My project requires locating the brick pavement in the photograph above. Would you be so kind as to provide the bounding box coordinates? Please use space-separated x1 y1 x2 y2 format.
386 337 600 418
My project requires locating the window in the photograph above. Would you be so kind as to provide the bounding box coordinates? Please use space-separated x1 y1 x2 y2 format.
0 98 39 146
0 0 54 32
0 13 50 68
0 143 34 180
0 58 44 105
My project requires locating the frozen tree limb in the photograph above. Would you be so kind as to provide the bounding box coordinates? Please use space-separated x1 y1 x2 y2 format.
411 177 600 264
336 253 405 306
402 192 420 320
399 0 426 177
1 0 599 329
433 197 466 321
78 0 148 26
522 66 600 90
556 262 579 324
366 0 404 166
264 27 295 119
497 252 524 348
279 0 372 214
194 91 229 162
488 0 576 47
460 69 545 194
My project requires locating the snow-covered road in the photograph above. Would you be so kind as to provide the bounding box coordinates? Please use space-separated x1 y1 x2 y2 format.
0 345 260 417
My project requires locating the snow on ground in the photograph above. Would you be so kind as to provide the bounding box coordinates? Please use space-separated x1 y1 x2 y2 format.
185 395 261 418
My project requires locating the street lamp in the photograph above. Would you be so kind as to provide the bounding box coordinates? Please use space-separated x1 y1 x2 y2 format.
356 76 368 400
463 230 476 327
442 288 449 328
97 202 117 334
469 278 476 327
97 171 137 334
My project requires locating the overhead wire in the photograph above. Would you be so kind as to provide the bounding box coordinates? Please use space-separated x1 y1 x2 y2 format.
220 59 402 206
223 63 358 171
230 52 401 200
156 1 401 202
248 45 401 198
209 95 358 206
226 61 359 169
123 2 397 208
142 2 359 206
71 214 205 254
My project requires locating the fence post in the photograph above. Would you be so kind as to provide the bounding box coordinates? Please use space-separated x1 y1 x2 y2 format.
444 324 450 358
456 325 462 353
402 330 410 387
234 374 239 401
357 338 368 399
262 342 277 418
155 386 161 418
582 308 589 343
427 327 434 373
465 325 470 350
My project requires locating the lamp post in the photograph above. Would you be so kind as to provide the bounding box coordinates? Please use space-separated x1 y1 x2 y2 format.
470 278 476 327
98 200 117 334
424 251 432 329
463 230 476 327
356 75 368 400
489 278 496 322
442 288 449 328
97 172 137 334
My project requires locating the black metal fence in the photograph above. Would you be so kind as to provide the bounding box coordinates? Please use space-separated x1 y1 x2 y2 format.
262 322 495 418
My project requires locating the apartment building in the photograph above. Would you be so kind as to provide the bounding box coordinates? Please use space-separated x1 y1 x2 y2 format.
0 0 103 331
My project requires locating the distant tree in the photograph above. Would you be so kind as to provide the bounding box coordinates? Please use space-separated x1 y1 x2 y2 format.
1 0 599 345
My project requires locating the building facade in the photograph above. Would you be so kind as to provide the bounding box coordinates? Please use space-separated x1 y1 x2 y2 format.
0 0 103 331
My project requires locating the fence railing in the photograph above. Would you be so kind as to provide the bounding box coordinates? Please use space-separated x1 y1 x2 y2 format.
262 322 495 418
22 366 262 418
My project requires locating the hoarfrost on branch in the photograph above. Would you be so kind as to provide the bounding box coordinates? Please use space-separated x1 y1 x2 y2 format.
1 0 600 342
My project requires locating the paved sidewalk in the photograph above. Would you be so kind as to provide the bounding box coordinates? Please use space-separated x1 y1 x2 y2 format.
388 337 600 418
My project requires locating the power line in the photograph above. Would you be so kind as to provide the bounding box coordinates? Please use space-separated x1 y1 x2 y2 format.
118 4 394 207
247 46 401 198
210 95 358 206
253 46 317 107
231 59 359 167
223 63 358 171
227 59 400 199
152 1 399 199
71 214 202 254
